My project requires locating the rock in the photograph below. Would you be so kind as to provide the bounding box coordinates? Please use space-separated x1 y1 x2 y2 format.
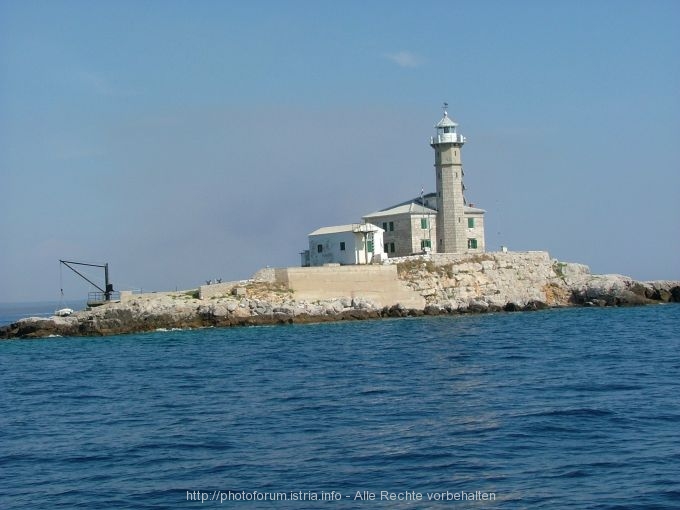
213 304 231 317
672 286 680 303
523 300 548 311
2 251 678 340
424 305 442 315
341 309 375 320
352 297 376 310
616 291 651 307
330 300 346 314
387 304 406 317
469 300 489 313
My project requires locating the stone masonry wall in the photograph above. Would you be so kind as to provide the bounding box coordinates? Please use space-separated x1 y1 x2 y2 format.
272 264 425 309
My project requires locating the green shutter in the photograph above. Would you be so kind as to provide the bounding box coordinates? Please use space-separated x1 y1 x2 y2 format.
367 240 374 253
468 217 475 228
421 218 428 229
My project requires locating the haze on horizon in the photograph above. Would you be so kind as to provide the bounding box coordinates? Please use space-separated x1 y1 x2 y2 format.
1 0 678 303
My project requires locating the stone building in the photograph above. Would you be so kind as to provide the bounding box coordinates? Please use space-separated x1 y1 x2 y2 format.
363 106 486 257
363 193 485 258
302 106 485 265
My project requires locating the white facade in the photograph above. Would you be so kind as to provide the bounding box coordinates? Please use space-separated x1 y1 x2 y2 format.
304 224 385 267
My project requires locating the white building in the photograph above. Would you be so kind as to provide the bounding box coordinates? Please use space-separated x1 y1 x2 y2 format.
302 223 385 267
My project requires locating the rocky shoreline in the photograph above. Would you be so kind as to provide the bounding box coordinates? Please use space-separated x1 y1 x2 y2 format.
2 252 679 339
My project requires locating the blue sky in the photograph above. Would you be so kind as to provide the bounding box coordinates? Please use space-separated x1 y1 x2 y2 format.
1 0 678 302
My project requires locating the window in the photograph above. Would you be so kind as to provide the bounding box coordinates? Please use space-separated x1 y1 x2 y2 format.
340 242 345 251
389 221 394 231
468 218 475 228
467 238 478 249
384 243 389 253
382 222 387 231
421 218 428 229
390 242 395 253
317 244 323 253
421 239 431 249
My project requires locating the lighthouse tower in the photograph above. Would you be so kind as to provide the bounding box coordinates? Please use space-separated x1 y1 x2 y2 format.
430 104 467 253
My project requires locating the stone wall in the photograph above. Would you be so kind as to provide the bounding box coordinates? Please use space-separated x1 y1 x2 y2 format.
370 214 415 258
199 280 246 299
272 264 425 309
465 212 485 252
408 213 435 254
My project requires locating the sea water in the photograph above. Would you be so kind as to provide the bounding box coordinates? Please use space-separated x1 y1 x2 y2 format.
1 304 679 509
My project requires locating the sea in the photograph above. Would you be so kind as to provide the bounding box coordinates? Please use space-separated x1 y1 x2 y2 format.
1 302 679 509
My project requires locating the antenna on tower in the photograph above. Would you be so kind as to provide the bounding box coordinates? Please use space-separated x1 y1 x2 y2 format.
443 102 449 116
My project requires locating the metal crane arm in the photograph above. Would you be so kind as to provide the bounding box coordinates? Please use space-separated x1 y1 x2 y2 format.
59 260 108 294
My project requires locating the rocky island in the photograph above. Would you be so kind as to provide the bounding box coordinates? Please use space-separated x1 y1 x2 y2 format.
2 251 678 339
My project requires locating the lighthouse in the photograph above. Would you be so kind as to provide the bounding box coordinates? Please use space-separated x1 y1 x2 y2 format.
430 104 467 253
306 104 485 265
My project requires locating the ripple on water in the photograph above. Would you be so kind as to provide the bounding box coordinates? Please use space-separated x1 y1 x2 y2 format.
0 305 679 509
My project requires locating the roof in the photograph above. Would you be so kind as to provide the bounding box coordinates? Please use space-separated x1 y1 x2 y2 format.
465 206 486 214
435 112 458 129
363 202 437 219
308 223 383 236
364 193 486 218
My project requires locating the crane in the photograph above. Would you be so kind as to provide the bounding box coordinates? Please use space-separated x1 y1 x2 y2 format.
59 259 115 306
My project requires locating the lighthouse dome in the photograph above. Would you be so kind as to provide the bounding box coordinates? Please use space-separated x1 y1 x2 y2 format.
436 112 458 129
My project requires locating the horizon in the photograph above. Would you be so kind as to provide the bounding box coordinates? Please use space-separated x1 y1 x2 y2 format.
2 0 679 302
